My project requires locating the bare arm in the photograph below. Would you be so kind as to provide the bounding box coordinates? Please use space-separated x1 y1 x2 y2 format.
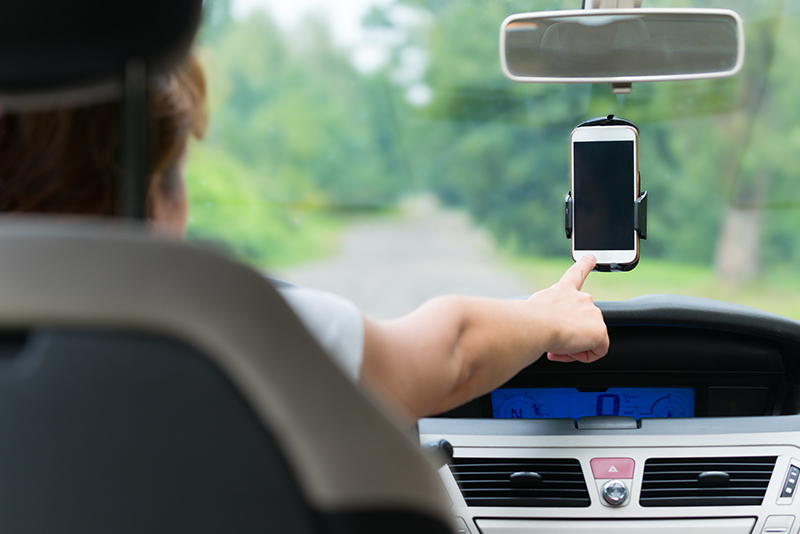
360 255 609 420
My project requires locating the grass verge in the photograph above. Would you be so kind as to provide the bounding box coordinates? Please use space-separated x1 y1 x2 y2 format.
507 255 800 321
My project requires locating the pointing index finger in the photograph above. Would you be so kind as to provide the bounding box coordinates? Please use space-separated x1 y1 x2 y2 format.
559 254 596 290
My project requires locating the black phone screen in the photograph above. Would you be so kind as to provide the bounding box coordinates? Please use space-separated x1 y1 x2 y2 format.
573 140 635 250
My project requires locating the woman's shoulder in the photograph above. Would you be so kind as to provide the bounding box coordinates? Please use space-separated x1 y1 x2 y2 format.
267 277 364 382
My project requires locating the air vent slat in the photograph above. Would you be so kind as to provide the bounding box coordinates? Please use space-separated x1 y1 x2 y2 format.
450 457 590 508
642 488 770 497
460 487 589 494
458 474 583 479
643 481 770 490
459 481 586 487
645 465 776 472
642 497 765 507
466 497 590 507
640 456 776 507
650 474 772 480
455 461 582 467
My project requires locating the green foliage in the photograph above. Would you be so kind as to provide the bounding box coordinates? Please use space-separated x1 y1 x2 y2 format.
509 253 800 322
387 0 798 274
198 0 234 45
189 0 800 282
202 10 409 206
187 1 411 266
185 142 343 266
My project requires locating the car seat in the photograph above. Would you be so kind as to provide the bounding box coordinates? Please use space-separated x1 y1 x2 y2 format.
0 2 452 533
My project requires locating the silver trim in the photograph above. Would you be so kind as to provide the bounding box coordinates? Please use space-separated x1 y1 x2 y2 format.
475 518 756 534
601 479 628 505
424 435 800 533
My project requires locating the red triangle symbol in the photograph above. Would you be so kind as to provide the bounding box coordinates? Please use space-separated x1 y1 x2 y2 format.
608 465 618 473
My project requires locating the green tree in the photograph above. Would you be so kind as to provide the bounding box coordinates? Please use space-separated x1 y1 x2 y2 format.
187 4 412 265
190 0 800 286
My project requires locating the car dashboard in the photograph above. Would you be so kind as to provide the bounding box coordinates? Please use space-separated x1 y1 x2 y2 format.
419 294 800 534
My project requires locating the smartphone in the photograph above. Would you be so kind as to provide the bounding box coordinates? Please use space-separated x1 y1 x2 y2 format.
570 124 639 268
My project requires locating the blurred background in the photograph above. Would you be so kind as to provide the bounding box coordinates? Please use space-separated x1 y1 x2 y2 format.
187 0 800 320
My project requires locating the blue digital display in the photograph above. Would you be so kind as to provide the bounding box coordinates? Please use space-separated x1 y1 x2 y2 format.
490 387 694 419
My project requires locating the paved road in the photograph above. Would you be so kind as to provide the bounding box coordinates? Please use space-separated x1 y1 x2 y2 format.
274 196 534 320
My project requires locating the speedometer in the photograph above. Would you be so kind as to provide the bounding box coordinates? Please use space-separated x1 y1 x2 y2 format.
490 387 695 420
493 393 548 418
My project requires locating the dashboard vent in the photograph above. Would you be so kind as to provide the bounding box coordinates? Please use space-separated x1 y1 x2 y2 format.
640 456 777 507
449 457 590 507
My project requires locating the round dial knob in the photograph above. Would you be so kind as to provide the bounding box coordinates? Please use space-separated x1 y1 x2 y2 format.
602 479 628 506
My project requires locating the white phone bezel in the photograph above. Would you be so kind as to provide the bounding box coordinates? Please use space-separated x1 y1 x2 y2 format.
570 125 639 266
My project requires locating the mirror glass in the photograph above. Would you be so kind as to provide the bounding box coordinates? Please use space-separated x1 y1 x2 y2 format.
503 10 742 82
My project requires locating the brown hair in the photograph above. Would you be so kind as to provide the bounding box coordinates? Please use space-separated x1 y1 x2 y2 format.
0 52 207 217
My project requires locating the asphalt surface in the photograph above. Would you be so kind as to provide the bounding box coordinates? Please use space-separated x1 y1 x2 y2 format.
274 196 534 320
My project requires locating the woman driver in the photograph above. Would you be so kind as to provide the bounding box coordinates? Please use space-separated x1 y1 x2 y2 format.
0 52 609 421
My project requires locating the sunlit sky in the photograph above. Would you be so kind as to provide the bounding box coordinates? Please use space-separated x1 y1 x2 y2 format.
232 0 390 47
231 0 433 104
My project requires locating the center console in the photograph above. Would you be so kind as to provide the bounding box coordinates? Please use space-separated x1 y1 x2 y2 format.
419 296 800 534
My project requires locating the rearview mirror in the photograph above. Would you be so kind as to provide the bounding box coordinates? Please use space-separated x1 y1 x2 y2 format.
501 9 744 83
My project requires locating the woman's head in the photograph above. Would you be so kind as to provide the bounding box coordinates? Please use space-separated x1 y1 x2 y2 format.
0 52 207 235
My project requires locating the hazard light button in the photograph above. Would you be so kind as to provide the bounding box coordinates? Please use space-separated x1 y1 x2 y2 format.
591 458 635 479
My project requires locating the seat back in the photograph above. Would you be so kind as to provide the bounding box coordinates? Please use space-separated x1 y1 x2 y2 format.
0 328 317 533
0 1 452 530
0 224 452 533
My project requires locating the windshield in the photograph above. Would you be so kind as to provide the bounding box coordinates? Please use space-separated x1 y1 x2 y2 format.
188 0 800 320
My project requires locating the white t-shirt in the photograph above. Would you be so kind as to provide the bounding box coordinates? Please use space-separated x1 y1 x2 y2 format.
270 279 365 381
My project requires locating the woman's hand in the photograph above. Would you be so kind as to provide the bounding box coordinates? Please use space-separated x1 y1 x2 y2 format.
531 255 609 363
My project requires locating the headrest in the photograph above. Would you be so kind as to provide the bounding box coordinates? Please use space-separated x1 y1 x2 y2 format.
0 0 202 110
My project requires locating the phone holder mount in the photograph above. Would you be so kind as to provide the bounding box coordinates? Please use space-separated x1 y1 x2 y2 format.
564 190 647 272
575 114 637 129
565 115 647 272
564 190 647 240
